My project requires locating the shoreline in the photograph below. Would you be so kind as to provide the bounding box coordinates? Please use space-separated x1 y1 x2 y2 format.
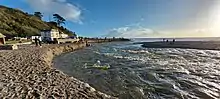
139 41 220 50
0 41 119 98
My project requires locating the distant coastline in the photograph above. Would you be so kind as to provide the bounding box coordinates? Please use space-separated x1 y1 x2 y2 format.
138 41 220 50
131 37 220 43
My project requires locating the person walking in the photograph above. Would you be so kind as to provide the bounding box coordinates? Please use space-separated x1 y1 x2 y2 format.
38 36 42 47
34 37 38 46
173 39 175 43
162 38 165 42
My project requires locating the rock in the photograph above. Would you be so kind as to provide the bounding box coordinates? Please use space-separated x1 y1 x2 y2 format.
83 83 96 92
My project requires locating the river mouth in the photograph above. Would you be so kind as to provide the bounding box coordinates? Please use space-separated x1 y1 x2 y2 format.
53 42 220 99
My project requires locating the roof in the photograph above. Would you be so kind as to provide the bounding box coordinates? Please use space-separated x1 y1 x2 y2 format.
0 33 5 38
41 29 59 32
41 29 52 32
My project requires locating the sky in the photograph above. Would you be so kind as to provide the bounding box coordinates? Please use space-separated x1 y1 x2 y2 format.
1 0 220 38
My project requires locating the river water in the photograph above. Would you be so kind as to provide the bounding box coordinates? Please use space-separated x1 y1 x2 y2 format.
53 41 220 99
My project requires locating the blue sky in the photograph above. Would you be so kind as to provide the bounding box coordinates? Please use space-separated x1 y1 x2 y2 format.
0 0 220 37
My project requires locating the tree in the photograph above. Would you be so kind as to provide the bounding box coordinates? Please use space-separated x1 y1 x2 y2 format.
47 21 58 26
34 12 43 20
53 14 66 26
72 32 77 37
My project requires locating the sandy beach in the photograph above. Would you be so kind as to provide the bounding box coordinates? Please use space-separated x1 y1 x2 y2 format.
140 41 220 50
0 42 115 99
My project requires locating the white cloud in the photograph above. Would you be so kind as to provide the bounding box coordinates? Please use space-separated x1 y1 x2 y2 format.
105 26 161 38
105 25 220 38
25 0 82 23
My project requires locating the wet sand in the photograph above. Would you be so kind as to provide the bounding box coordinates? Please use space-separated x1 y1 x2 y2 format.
0 42 115 99
140 41 220 50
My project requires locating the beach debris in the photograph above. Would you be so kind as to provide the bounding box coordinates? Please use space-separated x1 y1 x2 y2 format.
92 63 110 70
92 60 110 70
84 60 111 70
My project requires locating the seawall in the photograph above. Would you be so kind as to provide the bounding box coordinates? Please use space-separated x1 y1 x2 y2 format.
0 42 116 98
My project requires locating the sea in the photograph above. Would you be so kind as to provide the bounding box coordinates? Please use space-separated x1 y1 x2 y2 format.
53 37 220 99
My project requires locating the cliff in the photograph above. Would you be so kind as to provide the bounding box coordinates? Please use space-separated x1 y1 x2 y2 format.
0 5 75 38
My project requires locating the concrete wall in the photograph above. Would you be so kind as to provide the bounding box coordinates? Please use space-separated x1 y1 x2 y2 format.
0 44 18 50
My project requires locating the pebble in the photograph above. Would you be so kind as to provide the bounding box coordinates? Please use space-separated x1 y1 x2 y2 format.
0 43 116 99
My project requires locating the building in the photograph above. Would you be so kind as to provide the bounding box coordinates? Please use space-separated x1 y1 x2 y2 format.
41 29 59 41
31 36 41 42
60 33 69 39
0 33 5 45
14 37 28 41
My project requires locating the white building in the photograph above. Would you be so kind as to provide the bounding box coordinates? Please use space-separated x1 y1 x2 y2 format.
60 33 69 38
14 37 28 41
31 36 41 42
41 29 59 41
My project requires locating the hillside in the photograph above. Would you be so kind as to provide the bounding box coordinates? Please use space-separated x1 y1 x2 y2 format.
0 5 76 38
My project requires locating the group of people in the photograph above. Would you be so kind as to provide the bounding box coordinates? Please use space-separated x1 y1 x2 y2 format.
34 37 42 47
162 38 176 43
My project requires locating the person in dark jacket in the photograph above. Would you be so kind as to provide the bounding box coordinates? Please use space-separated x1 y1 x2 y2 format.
34 37 38 46
173 39 176 43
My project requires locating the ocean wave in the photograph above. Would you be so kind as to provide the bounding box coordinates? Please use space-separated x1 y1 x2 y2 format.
54 43 220 99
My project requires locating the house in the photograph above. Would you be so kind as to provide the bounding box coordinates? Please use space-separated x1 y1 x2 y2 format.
20 37 28 41
41 29 59 41
14 37 28 41
31 36 41 42
60 32 69 38
0 33 5 45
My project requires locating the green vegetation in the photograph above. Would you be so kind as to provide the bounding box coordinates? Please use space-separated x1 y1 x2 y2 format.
53 14 66 26
34 12 43 20
0 5 76 38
